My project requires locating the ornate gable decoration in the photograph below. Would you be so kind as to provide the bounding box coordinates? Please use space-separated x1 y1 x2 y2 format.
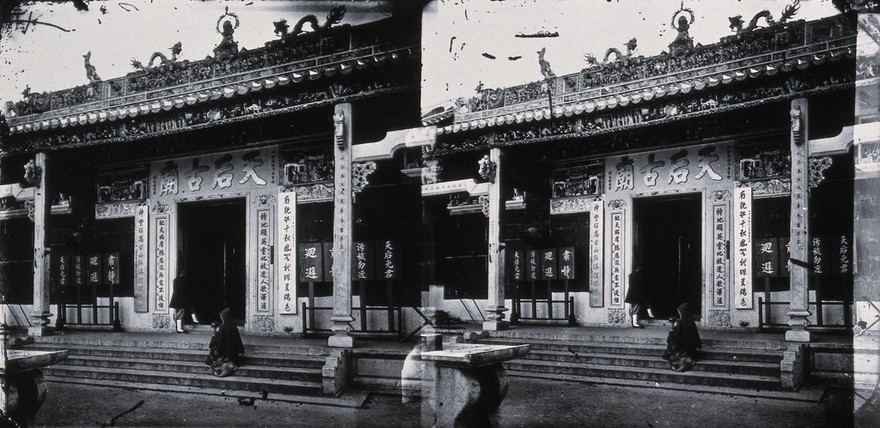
4 6 416 141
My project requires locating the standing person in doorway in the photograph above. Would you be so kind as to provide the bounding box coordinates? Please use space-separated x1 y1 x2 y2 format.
624 264 649 328
169 270 194 333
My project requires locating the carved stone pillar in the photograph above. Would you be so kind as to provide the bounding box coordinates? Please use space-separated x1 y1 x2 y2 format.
329 103 355 348
786 99 811 342
483 148 508 331
29 152 53 337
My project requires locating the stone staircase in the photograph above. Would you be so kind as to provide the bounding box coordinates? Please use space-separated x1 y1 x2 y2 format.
20 334 329 399
478 330 788 391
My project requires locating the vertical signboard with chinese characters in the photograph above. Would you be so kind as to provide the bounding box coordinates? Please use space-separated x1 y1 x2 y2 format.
104 252 120 286
134 204 149 312
508 247 524 282
527 249 539 281
733 187 753 309
377 240 400 280
589 198 604 307
55 254 69 288
832 234 852 275
277 191 296 314
155 217 168 311
609 211 624 307
754 238 780 277
72 254 85 287
712 204 728 307
559 247 575 280
299 243 324 283
87 253 102 286
811 236 829 276
353 242 375 281
540 248 557 280
257 208 272 313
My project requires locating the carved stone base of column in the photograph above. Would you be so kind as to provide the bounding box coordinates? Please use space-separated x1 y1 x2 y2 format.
483 306 509 331
328 316 355 348
482 320 509 331
27 325 54 337
785 328 811 342
28 312 53 337
424 364 509 428
785 310 812 342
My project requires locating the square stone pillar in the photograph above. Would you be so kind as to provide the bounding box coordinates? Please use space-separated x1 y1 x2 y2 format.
484 148 508 331
29 152 53 337
786 99 811 342
329 103 355 348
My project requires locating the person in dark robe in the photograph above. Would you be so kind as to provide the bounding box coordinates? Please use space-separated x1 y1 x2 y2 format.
169 271 194 333
624 264 650 328
206 307 244 377
663 303 702 372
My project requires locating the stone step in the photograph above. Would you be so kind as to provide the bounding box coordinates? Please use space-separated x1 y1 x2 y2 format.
43 365 323 396
33 335 328 356
492 330 788 351
59 355 322 382
480 338 784 364
524 349 780 377
24 343 326 369
502 359 781 390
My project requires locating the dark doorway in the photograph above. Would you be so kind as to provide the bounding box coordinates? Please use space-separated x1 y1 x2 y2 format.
179 199 246 324
634 194 702 320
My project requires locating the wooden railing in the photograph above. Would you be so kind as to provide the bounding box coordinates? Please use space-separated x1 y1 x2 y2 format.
301 302 402 338
511 296 576 326
757 297 853 332
56 301 122 332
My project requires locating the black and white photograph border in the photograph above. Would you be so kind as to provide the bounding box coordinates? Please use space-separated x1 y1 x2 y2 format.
0 0 878 427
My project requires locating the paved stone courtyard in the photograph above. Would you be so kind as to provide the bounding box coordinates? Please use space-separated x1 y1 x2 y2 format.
34 377 868 427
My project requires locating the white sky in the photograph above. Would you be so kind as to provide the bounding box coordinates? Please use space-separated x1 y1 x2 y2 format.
0 0 842 115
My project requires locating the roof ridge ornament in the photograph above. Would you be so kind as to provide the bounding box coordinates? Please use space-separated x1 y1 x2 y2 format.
668 2 695 58
131 42 183 72
538 47 555 79
213 6 240 61
729 0 800 35
287 5 346 37
83 51 101 83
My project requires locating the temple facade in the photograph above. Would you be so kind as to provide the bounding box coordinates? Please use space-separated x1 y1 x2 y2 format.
418 5 877 341
0 7 426 340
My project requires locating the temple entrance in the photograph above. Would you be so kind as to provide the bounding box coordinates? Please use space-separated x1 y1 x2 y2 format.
178 199 247 324
633 193 702 320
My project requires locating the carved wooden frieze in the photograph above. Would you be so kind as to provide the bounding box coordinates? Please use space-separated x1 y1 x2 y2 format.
549 196 594 215
95 201 140 219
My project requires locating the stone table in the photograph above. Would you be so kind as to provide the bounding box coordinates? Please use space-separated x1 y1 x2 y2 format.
2 349 68 425
419 343 529 428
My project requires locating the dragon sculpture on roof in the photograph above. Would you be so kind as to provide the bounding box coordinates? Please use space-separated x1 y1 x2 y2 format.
289 5 346 37
131 42 183 72
729 0 800 34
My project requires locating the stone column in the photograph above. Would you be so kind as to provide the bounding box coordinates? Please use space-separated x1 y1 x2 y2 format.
786 99 811 342
483 147 508 331
29 152 53 337
329 103 355 348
